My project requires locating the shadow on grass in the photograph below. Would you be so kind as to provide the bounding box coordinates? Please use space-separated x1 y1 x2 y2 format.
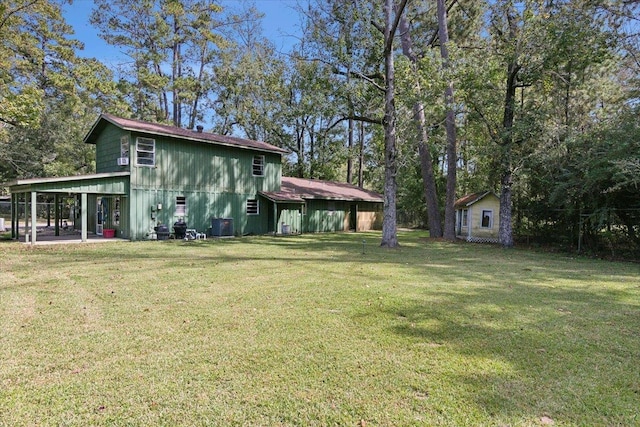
383 277 640 424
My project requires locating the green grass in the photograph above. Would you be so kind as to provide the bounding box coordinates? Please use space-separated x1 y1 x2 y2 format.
1 231 639 426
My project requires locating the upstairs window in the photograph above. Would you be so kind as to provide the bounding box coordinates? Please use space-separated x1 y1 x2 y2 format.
247 199 259 215
120 135 130 158
176 196 186 216
136 137 155 167
252 155 265 176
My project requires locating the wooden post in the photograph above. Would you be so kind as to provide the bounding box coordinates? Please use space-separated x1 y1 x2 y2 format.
54 194 60 236
11 193 17 239
81 193 88 242
273 202 278 235
31 191 37 244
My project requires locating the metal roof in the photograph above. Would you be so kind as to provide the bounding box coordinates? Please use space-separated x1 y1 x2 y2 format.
84 113 289 155
454 191 498 208
260 177 383 203
7 172 130 194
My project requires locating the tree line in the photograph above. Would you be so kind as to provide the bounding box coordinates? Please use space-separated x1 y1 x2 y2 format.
1 0 638 254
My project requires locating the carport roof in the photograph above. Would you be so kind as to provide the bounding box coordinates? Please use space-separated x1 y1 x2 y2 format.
7 172 130 194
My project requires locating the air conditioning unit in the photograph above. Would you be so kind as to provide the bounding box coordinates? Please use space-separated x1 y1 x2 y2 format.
117 157 129 166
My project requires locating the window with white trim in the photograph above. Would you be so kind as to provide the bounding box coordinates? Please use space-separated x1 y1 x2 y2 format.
461 209 468 227
120 135 130 158
481 210 493 228
252 155 265 176
247 199 259 215
136 137 155 166
176 196 186 216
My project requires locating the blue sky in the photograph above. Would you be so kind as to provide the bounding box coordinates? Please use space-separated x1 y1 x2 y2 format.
63 0 302 64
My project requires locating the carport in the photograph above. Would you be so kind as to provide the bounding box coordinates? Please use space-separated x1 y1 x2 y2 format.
7 172 129 244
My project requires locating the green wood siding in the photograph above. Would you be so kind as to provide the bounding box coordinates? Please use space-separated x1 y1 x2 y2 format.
303 200 347 233
95 124 130 173
277 204 303 234
90 123 284 239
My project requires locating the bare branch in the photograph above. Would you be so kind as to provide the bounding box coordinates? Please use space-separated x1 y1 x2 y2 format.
326 115 383 133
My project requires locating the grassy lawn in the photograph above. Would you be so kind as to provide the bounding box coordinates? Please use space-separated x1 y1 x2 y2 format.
1 230 638 426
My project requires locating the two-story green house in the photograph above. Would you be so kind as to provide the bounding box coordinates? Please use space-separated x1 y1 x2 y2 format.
7 114 382 243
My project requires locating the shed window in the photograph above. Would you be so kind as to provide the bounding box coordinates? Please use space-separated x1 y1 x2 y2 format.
461 209 468 227
327 201 335 215
247 199 259 215
252 155 265 176
176 196 186 216
481 210 493 228
136 137 155 166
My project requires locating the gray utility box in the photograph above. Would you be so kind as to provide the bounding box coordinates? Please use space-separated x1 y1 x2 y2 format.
210 218 233 237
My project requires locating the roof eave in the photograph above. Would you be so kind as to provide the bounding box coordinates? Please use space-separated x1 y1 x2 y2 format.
85 114 288 155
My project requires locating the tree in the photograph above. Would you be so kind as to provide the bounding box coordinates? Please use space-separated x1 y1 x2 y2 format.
397 8 443 237
91 0 245 128
436 0 458 241
0 0 125 183
377 0 408 248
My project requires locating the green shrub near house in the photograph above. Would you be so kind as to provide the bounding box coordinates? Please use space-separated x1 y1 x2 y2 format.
1 231 638 426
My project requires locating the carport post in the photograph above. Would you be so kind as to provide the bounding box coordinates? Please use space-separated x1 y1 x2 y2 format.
81 192 88 242
54 194 60 236
11 193 17 239
273 202 278 234
31 191 37 244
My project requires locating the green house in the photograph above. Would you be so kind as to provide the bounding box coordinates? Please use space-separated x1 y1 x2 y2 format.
7 114 383 243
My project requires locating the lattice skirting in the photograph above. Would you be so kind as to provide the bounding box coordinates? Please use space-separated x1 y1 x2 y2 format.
457 235 500 244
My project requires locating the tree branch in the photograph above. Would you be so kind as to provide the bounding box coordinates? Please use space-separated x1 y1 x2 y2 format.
332 68 385 92
326 115 383 133
0 0 39 31
384 0 409 54
0 116 19 127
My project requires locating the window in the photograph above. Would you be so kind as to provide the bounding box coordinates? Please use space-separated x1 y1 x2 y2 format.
176 196 186 216
136 137 155 166
247 199 259 215
481 210 493 228
252 155 265 176
120 135 130 158
461 209 468 227
327 201 335 215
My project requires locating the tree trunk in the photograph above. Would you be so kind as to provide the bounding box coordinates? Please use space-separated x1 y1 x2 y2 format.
358 120 364 188
499 161 514 248
437 0 458 241
380 0 403 248
397 11 443 238
347 117 354 184
498 40 520 248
